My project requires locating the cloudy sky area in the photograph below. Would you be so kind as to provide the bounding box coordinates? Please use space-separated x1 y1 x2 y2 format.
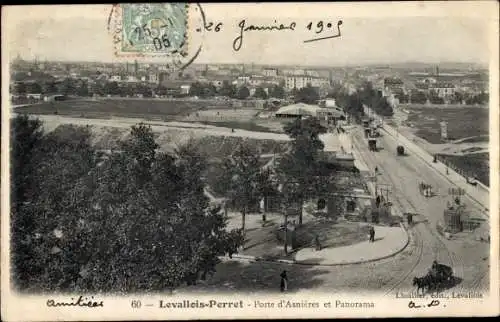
4 3 494 66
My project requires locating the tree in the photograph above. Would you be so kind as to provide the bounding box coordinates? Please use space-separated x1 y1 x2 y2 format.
295 85 319 104
61 78 77 96
27 82 43 94
269 85 285 99
104 81 120 96
218 144 261 232
42 81 58 94
11 122 244 293
373 96 394 116
189 82 204 97
410 90 428 104
13 82 27 95
156 85 168 96
452 91 464 104
237 86 250 100
10 115 44 214
11 124 96 291
256 168 279 223
219 81 237 98
326 82 345 99
121 123 159 186
253 87 268 99
278 117 327 225
76 81 89 97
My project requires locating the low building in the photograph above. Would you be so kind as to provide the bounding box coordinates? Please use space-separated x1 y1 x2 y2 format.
274 103 346 126
43 94 65 102
284 75 330 91
26 93 42 100
431 83 456 98
262 68 278 77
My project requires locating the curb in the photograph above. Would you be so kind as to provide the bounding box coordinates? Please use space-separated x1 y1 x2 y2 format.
220 224 411 267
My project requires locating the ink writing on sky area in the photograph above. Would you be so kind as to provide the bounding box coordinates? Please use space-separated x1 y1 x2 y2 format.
195 5 343 51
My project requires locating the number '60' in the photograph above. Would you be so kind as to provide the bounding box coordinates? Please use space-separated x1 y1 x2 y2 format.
153 35 171 50
131 300 141 308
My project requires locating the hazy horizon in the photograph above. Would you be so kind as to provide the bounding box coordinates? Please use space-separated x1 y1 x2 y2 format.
4 4 494 67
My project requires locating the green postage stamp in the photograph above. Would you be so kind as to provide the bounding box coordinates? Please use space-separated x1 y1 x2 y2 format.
115 3 188 57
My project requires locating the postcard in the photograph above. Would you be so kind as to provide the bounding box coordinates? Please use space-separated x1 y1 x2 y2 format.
1 2 499 320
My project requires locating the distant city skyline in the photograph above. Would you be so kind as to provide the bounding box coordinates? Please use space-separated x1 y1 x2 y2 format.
4 4 495 67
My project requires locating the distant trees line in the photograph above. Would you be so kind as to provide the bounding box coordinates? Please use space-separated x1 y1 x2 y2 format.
325 81 394 122
395 90 488 105
11 78 290 101
188 81 286 100
11 79 155 98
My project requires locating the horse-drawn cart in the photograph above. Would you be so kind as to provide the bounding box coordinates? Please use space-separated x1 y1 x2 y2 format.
413 261 453 294
418 182 433 197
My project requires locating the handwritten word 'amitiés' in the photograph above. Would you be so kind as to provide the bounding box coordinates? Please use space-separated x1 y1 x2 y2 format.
46 296 104 308
200 15 342 51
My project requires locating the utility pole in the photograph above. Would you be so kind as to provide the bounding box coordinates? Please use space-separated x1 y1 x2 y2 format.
282 204 288 255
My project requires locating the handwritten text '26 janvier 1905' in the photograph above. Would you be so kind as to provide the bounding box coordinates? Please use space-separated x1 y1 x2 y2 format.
196 5 342 52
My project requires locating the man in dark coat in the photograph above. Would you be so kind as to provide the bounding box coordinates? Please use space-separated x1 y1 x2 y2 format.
369 226 375 242
280 270 288 292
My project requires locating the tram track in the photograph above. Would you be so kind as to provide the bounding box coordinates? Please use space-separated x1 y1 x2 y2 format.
351 130 426 294
379 127 470 290
351 128 459 294
378 131 463 290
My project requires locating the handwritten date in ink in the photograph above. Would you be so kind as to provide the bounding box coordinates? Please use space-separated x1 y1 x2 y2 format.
304 20 343 43
195 4 342 51
408 300 442 309
232 19 342 51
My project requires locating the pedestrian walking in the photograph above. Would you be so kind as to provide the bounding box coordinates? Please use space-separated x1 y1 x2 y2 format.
280 270 288 292
376 195 381 208
369 226 375 243
314 234 321 251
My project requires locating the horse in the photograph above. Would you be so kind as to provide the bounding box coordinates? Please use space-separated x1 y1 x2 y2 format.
413 275 433 294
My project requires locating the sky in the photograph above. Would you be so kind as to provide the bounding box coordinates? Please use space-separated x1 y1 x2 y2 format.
3 2 497 66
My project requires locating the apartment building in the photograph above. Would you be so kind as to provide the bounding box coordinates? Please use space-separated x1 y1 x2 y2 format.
285 75 329 90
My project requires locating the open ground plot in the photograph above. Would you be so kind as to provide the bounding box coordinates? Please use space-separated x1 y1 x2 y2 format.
179 109 286 134
403 106 488 144
46 123 289 161
13 98 235 120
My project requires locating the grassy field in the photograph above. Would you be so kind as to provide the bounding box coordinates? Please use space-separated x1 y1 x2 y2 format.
13 98 234 120
436 152 489 186
404 106 489 144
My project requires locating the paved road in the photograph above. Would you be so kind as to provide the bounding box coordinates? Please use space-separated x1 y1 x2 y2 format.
350 126 489 293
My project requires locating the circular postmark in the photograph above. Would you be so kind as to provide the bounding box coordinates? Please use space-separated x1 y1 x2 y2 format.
108 3 205 71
